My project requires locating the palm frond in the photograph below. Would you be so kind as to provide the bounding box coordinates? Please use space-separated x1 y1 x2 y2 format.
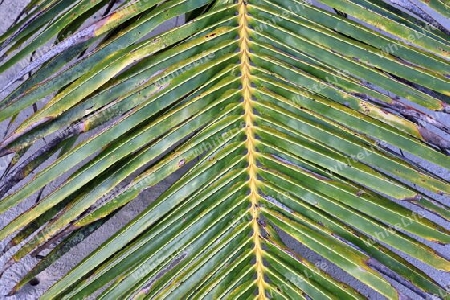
0 0 449 299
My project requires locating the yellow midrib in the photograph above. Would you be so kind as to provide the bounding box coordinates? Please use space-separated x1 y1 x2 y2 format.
238 0 266 298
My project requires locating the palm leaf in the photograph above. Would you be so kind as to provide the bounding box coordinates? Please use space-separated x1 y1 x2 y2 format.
0 0 449 299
